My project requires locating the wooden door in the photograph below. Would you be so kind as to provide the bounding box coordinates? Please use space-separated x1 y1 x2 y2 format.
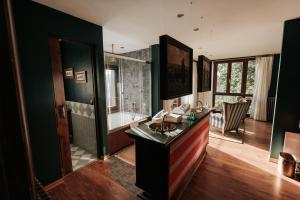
49 37 73 176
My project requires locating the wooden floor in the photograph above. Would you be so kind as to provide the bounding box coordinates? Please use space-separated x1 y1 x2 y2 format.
48 119 300 200
47 161 136 200
114 144 136 166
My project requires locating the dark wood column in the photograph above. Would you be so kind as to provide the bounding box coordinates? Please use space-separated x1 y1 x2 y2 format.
0 0 35 199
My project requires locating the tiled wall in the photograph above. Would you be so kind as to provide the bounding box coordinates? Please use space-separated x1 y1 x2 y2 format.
66 101 97 154
121 48 151 115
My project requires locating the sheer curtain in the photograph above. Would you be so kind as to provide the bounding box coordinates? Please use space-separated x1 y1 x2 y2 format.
252 56 273 121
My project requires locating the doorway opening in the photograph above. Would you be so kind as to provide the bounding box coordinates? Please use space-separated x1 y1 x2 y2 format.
49 37 99 175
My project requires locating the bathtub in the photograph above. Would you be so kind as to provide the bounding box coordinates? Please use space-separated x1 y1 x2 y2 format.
107 111 148 132
107 111 149 154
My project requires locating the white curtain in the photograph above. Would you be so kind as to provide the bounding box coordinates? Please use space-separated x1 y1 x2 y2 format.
252 56 273 121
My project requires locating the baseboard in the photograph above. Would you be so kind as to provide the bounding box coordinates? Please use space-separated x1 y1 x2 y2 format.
44 178 64 192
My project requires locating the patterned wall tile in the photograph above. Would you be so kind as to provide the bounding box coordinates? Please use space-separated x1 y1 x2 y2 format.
66 101 97 154
66 101 95 119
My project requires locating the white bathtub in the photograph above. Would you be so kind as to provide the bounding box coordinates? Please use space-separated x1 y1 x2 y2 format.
107 112 148 132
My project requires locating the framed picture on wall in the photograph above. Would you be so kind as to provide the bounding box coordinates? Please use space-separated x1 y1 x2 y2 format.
64 68 74 79
75 71 87 83
197 55 212 92
159 35 193 99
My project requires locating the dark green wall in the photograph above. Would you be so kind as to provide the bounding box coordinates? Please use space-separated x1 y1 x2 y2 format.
13 0 108 185
61 41 94 104
268 54 280 97
151 45 163 116
270 18 300 159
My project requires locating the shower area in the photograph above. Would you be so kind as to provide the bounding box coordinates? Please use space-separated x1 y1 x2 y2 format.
104 49 151 154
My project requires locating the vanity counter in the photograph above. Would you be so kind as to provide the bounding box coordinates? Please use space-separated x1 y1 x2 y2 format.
126 109 210 146
126 109 211 200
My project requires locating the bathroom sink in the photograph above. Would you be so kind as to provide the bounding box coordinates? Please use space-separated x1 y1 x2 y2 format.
149 122 177 133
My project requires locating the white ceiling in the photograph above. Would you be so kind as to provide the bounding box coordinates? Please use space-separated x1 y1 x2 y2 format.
33 0 300 59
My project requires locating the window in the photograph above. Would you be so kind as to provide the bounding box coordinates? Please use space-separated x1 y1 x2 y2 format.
105 65 119 112
213 58 255 108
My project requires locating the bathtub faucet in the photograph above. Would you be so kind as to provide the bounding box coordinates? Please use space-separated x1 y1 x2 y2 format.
131 102 137 121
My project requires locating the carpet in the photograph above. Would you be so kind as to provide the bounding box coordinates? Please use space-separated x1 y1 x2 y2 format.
105 156 141 195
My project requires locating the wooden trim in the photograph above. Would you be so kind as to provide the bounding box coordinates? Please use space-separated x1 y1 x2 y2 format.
44 178 64 192
213 57 255 106
241 60 248 96
57 39 103 159
213 54 275 62
214 93 244 96
49 37 73 176
226 62 231 93
4 0 36 198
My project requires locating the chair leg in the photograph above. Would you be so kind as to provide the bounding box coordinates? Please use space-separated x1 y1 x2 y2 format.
242 121 246 144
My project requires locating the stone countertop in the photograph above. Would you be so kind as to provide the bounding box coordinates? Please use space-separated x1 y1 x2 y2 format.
125 109 210 146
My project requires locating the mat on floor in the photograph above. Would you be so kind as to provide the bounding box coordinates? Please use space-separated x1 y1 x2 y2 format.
105 156 141 195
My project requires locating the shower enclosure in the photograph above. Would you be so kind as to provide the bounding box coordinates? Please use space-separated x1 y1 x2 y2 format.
104 51 151 153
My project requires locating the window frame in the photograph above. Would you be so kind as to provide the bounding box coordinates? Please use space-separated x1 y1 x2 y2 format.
213 58 255 106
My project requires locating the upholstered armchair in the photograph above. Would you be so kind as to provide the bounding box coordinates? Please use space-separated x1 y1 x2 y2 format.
210 100 251 143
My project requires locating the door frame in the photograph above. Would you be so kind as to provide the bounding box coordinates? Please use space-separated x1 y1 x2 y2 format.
48 36 103 176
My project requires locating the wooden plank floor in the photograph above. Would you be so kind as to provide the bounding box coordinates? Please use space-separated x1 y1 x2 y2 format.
181 146 300 200
47 161 136 200
48 119 300 200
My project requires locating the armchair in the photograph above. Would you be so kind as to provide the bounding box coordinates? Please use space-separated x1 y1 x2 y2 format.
210 100 251 143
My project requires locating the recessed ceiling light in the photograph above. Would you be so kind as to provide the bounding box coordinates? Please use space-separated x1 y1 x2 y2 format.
193 28 199 31
177 14 184 18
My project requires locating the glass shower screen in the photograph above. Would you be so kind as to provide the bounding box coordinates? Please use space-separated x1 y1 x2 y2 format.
104 53 151 132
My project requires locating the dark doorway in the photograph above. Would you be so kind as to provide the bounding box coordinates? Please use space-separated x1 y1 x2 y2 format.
49 37 99 176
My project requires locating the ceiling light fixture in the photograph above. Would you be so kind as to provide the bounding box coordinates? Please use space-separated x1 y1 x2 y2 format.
177 14 184 18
